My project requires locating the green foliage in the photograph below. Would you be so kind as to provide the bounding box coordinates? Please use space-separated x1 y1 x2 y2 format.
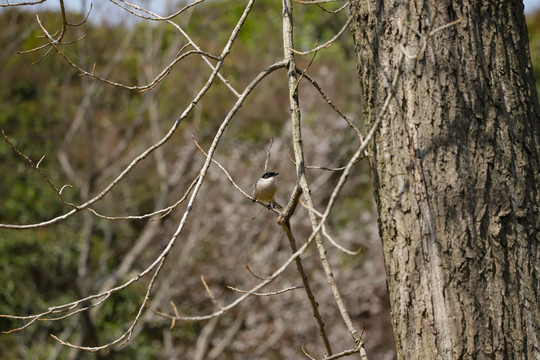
527 9 540 98
0 229 78 338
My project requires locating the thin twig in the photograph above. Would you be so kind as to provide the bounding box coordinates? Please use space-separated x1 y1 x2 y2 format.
264 138 274 173
20 1 92 62
311 1 349 15
0 1 263 230
153 223 318 322
399 11 463 61
109 0 241 97
2 130 77 208
0 0 46 6
50 257 166 351
293 0 346 4
108 0 206 21
227 285 303 296
297 70 365 143
288 154 347 172
302 346 318 360
299 199 363 255
245 263 272 281
290 16 351 55
294 48 318 93
201 276 223 310
192 137 280 212
87 175 199 221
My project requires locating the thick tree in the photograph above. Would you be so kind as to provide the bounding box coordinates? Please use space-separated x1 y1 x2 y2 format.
350 0 540 358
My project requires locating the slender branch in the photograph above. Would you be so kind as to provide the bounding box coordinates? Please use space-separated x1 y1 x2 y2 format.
281 0 333 355
0 0 258 229
399 11 463 61
264 138 274 173
153 224 317 322
245 263 272 281
288 154 348 171
290 16 351 55
297 70 365 143
308 1 349 15
201 276 223 310
293 0 346 4
301 200 363 255
20 1 92 62
109 0 241 97
227 285 303 296
303 332 365 360
87 175 199 221
0 0 46 6
2 130 77 208
109 0 208 21
192 137 280 212
50 257 166 351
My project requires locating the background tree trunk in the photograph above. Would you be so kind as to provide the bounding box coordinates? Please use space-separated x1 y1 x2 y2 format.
350 0 540 358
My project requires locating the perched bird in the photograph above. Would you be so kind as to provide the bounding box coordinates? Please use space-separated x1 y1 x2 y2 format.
252 171 281 208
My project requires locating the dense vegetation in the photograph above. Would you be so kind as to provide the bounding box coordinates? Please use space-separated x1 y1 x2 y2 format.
0 3 538 359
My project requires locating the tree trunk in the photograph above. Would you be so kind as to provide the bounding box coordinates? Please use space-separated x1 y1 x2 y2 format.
349 0 540 358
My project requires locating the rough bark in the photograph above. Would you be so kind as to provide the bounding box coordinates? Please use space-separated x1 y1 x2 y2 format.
349 0 540 358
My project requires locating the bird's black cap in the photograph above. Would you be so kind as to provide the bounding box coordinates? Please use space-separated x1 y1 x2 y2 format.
262 171 279 179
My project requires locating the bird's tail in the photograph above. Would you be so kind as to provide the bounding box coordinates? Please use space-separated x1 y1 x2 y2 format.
271 199 283 210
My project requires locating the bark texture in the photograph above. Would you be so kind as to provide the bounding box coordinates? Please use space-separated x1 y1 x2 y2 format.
349 0 540 358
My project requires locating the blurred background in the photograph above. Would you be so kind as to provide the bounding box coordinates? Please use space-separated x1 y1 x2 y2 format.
0 1 539 359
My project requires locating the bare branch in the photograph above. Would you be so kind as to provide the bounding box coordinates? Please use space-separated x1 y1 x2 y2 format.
245 262 272 281
294 0 349 15
302 346 318 360
300 200 363 255
0 1 265 230
0 0 46 7
108 0 207 21
293 0 346 4
297 70 365 143
290 16 351 55
50 257 166 351
430 17 464 36
36 23 218 92
87 175 199 221
264 138 274 173
303 338 364 360
227 285 303 296
2 130 77 208
201 276 223 310
281 0 333 354
153 227 316 322
192 137 280 212
109 0 241 97
399 13 464 60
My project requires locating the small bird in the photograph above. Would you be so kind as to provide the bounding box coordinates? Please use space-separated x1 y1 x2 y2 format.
252 171 281 208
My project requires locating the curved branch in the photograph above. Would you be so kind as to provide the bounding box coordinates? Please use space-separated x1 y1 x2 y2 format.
50 257 166 352
291 16 351 55
0 58 286 341
154 227 314 322
2 131 77 208
0 0 46 6
106 0 241 96
0 0 259 229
